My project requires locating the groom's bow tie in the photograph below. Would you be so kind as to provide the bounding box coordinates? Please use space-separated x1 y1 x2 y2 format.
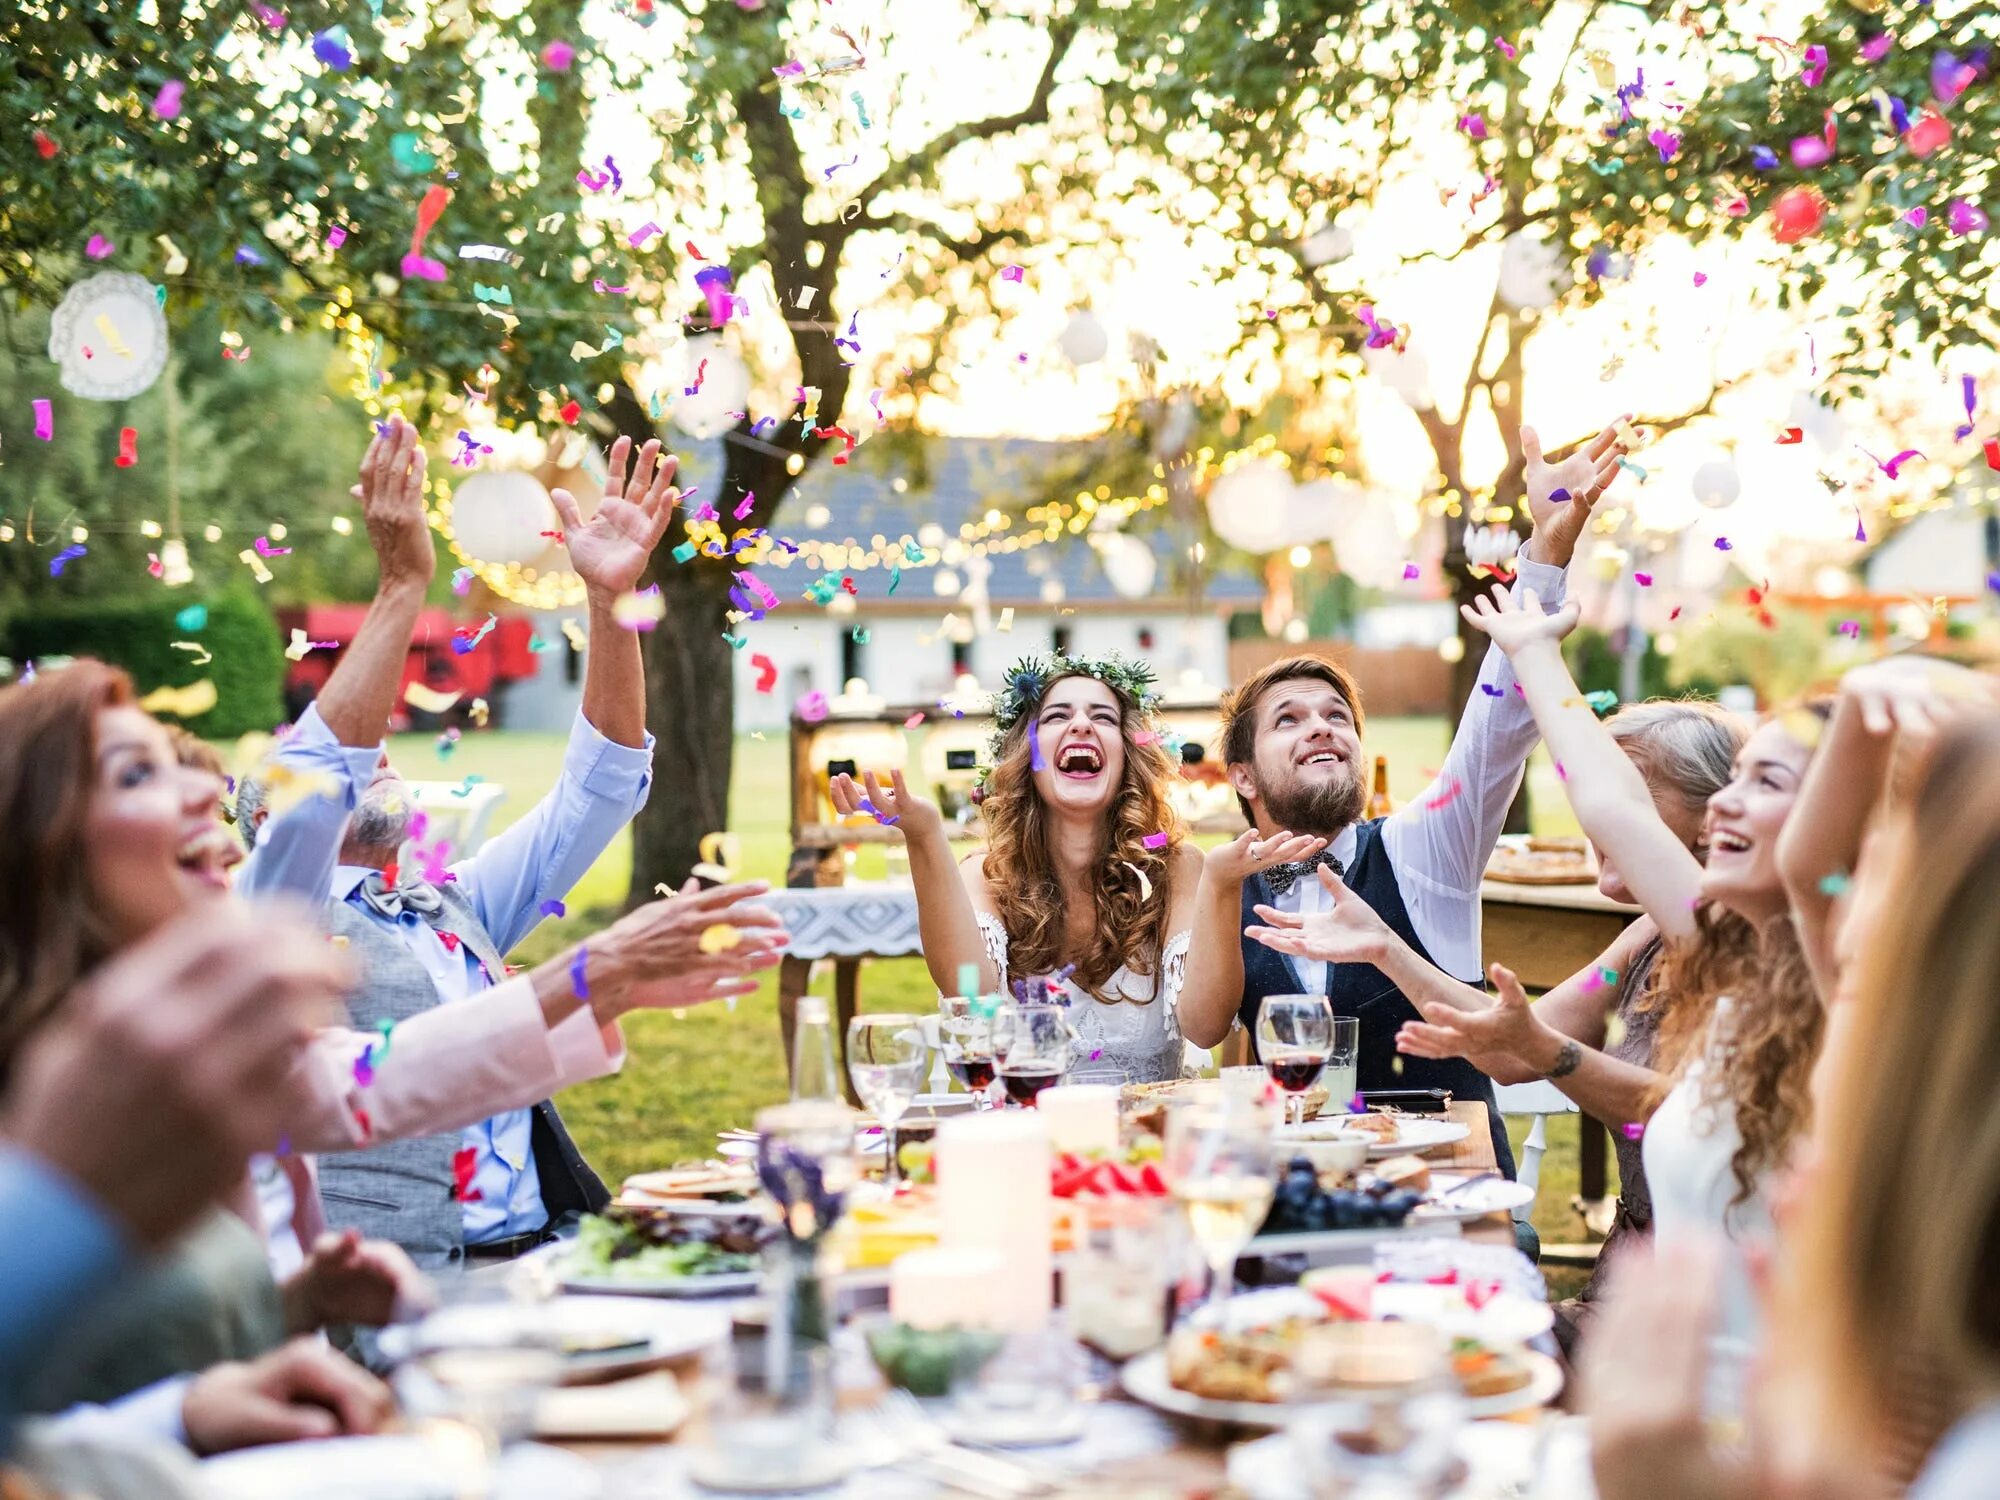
357 872 444 919
1264 849 1344 896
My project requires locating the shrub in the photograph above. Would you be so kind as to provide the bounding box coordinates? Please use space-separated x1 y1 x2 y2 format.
3 587 285 737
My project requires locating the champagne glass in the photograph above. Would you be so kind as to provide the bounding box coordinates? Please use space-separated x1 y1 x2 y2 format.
991 1004 1071 1107
937 995 999 1108
846 1015 928 1190
1164 1102 1274 1318
1256 993 1335 1125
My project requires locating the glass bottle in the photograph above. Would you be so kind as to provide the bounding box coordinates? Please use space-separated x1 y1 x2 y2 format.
791 995 841 1102
1367 754 1393 819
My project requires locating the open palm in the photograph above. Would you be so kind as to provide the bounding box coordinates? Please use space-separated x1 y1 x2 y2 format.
1246 867 1396 966
554 435 680 597
1522 419 1627 565
1460 583 1579 657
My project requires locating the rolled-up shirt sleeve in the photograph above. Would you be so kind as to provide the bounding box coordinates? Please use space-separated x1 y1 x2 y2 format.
454 713 654 954
237 703 385 905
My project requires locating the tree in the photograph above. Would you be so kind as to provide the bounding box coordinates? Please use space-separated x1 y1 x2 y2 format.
1094 0 1992 728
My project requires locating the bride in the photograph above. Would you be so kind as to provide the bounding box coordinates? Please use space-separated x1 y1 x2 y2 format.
833 654 1317 1084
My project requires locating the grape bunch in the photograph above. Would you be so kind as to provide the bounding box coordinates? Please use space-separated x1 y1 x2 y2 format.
1261 1156 1423 1236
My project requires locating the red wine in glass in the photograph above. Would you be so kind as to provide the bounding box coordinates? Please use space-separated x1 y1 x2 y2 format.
1266 1051 1329 1093
1000 1064 1062 1106
947 1054 998 1091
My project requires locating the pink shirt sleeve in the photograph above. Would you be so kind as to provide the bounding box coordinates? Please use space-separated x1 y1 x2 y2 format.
283 976 625 1153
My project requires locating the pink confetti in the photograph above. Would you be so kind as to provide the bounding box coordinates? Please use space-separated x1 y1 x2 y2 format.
796 690 829 724
1621 1122 1644 1142
1555 761 1569 782
1402 563 1420 580
85 234 114 259
628 221 662 248
253 535 290 557
153 80 185 120
1839 620 1860 638
999 266 1024 283
1459 113 1487 139
1790 134 1832 169
1142 831 1170 849
1494 37 1516 59
115 427 138 467
541 39 575 71
1423 777 1464 811
592 278 629 295
1860 33 1896 64
1948 199 1989 238
32 399 52 440
903 711 926 729
1634 571 1654 586
326 225 348 249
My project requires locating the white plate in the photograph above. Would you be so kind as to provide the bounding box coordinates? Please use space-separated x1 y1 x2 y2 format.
1367 1284 1556 1345
1321 1115 1471 1160
557 1265 762 1299
1228 1419 1541 1500
380 1297 731 1381
1410 1173 1537 1224
202 1438 598 1500
1118 1347 1562 1428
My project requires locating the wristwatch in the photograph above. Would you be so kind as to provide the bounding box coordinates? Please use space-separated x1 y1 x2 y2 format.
1542 1038 1582 1080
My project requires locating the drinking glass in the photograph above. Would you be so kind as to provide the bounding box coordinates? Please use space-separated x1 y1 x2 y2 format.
937 995 999 1108
990 1004 1072 1108
1255 994 1335 1125
1163 1101 1274 1317
1322 1015 1361 1115
1287 1324 1467 1500
389 1279 566 1486
846 1014 928 1190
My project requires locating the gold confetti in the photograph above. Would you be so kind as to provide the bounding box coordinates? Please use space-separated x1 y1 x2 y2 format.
998 607 1015 633
238 549 274 584
329 935 350 950
139 679 218 719
698 923 742 954
469 697 491 727
611 589 666 629
284 628 318 662
404 681 463 715
171 640 213 666
560 619 589 652
699 831 741 874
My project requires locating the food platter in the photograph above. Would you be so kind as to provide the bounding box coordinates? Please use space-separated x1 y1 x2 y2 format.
1281 1114 1470 1161
1120 1346 1563 1427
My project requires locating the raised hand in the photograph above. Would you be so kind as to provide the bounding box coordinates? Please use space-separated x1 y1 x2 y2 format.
830 768 944 842
1395 962 1537 1072
348 413 435 588
1460 583 1579 657
1244 866 1397 967
594 879 791 1016
1838 654 1994 738
1521 418 1627 568
554 435 680 598
1205 826 1328 887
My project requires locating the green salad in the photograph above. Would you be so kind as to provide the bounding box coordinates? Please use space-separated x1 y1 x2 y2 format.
568 1208 771 1282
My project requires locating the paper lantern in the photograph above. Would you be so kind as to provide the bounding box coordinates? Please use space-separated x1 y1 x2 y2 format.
672 332 751 440
1331 496 1409 591
1097 533 1158 599
1282 477 1358 547
1300 223 1354 268
447 470 563 568
1362 343 1434 410
1691 459 1742 509
1771 186 1826 244
1496 231 1568 311
1058 310 1109 366
47 272 170 400
1206 459 1294 554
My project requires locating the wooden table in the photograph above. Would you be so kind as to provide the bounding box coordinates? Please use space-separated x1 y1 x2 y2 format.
1478 878 1637 991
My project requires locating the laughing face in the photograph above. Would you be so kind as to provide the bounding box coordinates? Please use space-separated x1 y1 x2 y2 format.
1699 719 1815 922
1028 676 1128 818
85 705 237 944
1230 678 1368 837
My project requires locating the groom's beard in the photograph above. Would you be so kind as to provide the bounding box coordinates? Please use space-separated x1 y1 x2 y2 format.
1257 762 1368 839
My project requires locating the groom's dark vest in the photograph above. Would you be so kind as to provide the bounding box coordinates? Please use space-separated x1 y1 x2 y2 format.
1239 817 1516 1177
316 884 608 1269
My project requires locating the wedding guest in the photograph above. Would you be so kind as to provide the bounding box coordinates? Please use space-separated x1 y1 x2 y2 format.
1442 583 1829 1418
1586 709 2000 1500
1252 698 1745 1353
1179 419 1631 1171
0 907 344 1438
830 654 1229 1083
243 424 682 1269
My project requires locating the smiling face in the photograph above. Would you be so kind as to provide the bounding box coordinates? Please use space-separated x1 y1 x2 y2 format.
85 705 236 946
340 754 414 863
1029 676 1128 819
1230 678 1368 837
1699 719 1817 922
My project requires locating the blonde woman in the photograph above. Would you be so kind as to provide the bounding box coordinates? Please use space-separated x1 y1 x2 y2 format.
833 654 1313 1084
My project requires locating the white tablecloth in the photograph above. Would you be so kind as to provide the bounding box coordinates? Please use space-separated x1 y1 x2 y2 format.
766 884 923 961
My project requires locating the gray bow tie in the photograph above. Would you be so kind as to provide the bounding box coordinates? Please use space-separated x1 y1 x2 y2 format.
357 872 444 920
1264 849 1344 896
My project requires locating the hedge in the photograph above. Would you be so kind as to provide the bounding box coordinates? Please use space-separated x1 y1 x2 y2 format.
3 587 286 738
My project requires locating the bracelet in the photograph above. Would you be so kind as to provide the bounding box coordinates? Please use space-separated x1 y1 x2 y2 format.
1543 1038 1582 1080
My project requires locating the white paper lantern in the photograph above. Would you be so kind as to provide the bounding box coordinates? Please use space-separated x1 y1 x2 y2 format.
1691 459 1742 509
448 470 563 568
1496 231 1568 311
1058 310 1109 366
48 272 170 400
1206 459 1294 554
1282 477 1358 547
1362 343 1434 410
1331 495 1410 591
1300 223 1355 268
1097 534 1158 599
672 332 751 440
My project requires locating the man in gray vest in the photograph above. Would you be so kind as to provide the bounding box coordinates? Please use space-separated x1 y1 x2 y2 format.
254 423 684 1270
1178 419 1633 1178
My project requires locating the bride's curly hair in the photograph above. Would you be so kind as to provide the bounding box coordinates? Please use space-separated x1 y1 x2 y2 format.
1646 697 1835 1211
979 672 1183 1000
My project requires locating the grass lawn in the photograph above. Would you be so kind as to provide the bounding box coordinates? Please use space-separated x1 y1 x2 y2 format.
391 719 1607 1262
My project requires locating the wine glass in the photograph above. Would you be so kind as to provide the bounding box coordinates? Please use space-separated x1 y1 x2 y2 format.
1256 993 1335 1125
1163 1101 1274 1318
990 1004 1071 1108
846 1014 929 1190
937 995 999 1108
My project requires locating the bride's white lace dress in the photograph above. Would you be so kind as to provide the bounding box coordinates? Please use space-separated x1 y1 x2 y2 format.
974 914 1192 1085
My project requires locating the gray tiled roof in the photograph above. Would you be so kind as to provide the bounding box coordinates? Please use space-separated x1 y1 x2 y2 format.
674 433 1263 606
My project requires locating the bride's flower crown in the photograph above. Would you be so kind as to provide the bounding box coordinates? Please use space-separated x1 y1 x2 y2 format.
986 650 1163 764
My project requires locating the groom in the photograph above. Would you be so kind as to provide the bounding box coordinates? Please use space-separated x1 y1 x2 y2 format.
1178 421 1631 1175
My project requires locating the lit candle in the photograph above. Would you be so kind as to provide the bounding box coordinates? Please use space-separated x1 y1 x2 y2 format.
935 1110 1052 1327
1037 1084 1119 1157
889 1247 1008 1331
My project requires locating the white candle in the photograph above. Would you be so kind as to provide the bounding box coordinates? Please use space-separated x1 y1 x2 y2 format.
935 1111 1052 1327
1036 1084 1120 1158
889 1247 1008 1331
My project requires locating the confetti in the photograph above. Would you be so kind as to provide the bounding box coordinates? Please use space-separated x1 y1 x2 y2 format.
450 1146 482 1202
401 183 451 281
85 233 114 260
1864 447 1923 480
32 400 52 440
1480 683 1504 697
1423 777 1464 810
404 682 463 715
1776 427 1804 444
699 923 743 954
139 680 218 718
751 653 778 693
541 39 575 71
1817 871 1852 897
171 641 212 666
1142 831 1171 849
796 690 830 724
1122 861 1154 903
628 221 663 248
48 544 86 576
152 80 185 120
1402 563 1420 580
254 534 291 557
1621 1122 1644 1142
1714 538 1733 552
1634 572 1654 586
612 588 666 630
115 427 138 467
540 899 567 919
311 27 353 69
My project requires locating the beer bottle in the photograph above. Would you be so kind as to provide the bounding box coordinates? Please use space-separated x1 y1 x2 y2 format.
1367 755 1393 819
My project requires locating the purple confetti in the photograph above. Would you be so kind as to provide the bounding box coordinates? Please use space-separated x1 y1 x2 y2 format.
1143 831 1170 849
49 544 86 576
352 1044 376 1089
540 899 567 918
1750 144 1779 171
1714 537 1733 552
1957 374 1978 440
1028 715 1046 772
1000 266 1024 283
1480 683 1505 697
1621 1122 1645 1141
1348 1093 1366 1115
1548 488 1571 504
1634 572 1654 586
1861 33 1896 64
571 944 589 999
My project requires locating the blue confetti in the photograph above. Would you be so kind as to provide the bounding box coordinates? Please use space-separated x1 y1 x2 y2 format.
49 544 86 576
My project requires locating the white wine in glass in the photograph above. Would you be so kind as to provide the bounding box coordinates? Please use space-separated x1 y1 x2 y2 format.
1164 1103 1275 1317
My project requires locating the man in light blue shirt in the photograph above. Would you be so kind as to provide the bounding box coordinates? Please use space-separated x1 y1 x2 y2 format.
243 423 684 1266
